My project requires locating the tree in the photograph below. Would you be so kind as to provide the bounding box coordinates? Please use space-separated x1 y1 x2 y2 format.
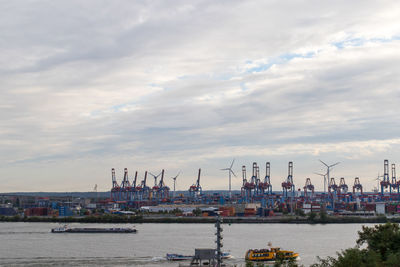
356 223 400 261
192 208 202 216
308 212 317 221
312 222 400 267
319 209 327 221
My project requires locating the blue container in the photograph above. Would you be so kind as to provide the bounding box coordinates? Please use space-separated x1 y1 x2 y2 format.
59 206 73 217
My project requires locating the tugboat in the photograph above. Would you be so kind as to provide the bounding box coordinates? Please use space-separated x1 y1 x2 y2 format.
245 245 299 262
51 225 137 233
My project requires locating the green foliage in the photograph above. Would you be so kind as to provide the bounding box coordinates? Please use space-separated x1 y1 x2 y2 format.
311 248 382 267
169 208 183 214
192 208 202 216
273 252 301 267
308 212 317 221
385 251 400 266
313 222 400 267
356 223 400 261
295 209 305 217
282 209 289 215
319 209 328 221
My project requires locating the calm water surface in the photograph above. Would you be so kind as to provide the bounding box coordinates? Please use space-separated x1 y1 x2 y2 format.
0 222 373 266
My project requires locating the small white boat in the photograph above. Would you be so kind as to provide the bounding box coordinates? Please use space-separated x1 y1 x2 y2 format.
166 254 192 261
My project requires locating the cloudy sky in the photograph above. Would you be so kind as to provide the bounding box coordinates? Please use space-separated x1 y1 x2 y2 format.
1 0 400 192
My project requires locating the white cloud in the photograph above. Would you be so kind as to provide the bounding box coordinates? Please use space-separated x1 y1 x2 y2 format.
0 0 400 191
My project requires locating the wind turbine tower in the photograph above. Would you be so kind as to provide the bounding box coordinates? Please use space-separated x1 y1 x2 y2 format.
171 171 180 198
221 159 236 199
314 172 327 193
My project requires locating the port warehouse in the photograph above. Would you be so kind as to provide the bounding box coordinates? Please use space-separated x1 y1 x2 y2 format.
1 159 400 218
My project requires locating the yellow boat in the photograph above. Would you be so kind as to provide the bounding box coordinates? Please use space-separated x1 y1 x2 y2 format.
245 247 299 262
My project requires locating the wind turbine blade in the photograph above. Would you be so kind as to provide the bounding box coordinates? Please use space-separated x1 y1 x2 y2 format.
230 159 235 169
329 162 340 168
221 168 230 171
171 171 181 179
230 170 237 177
319 159 328 167
314 172 325 176
148 172 156 177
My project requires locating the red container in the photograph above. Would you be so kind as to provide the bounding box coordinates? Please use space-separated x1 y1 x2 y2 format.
24 207 49 216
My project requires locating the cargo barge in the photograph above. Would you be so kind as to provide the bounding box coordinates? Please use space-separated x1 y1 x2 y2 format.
51 225 137 233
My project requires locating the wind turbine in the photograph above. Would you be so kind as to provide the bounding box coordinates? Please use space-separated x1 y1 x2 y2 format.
319 160 340 194
221 159 236 199
373 173 383 193
149 171 162 186
171 171 181 197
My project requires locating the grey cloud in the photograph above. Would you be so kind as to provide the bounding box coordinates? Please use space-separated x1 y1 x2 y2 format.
1 1 400 191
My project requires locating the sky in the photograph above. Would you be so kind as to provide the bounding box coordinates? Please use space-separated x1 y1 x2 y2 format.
1 0 400 192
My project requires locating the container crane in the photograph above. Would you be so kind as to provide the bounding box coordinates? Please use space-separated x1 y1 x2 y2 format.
111 168 121 201
250 162 257 188
264 162 272 195
328 177 338 195
255 165 261 195
120 168 132 201
282 161 295 199
353 177 363 194
131 171 138 200
303 178 314 200
189 169 202 201
258 162 272 196
338 177 348 194
157 169 170 201
242 163 257 202
391 164 399 194
136 171 150 201
241 165 249 201
381 159 391 194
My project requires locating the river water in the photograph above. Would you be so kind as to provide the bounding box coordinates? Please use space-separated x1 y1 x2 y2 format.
0 222 372 266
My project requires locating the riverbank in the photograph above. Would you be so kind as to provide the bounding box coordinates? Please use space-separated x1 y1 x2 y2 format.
1 214 398 224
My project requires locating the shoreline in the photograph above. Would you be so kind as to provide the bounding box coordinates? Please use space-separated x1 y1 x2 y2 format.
0 214 397 224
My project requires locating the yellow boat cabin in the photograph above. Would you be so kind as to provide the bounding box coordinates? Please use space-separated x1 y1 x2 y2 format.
245 247 299 262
